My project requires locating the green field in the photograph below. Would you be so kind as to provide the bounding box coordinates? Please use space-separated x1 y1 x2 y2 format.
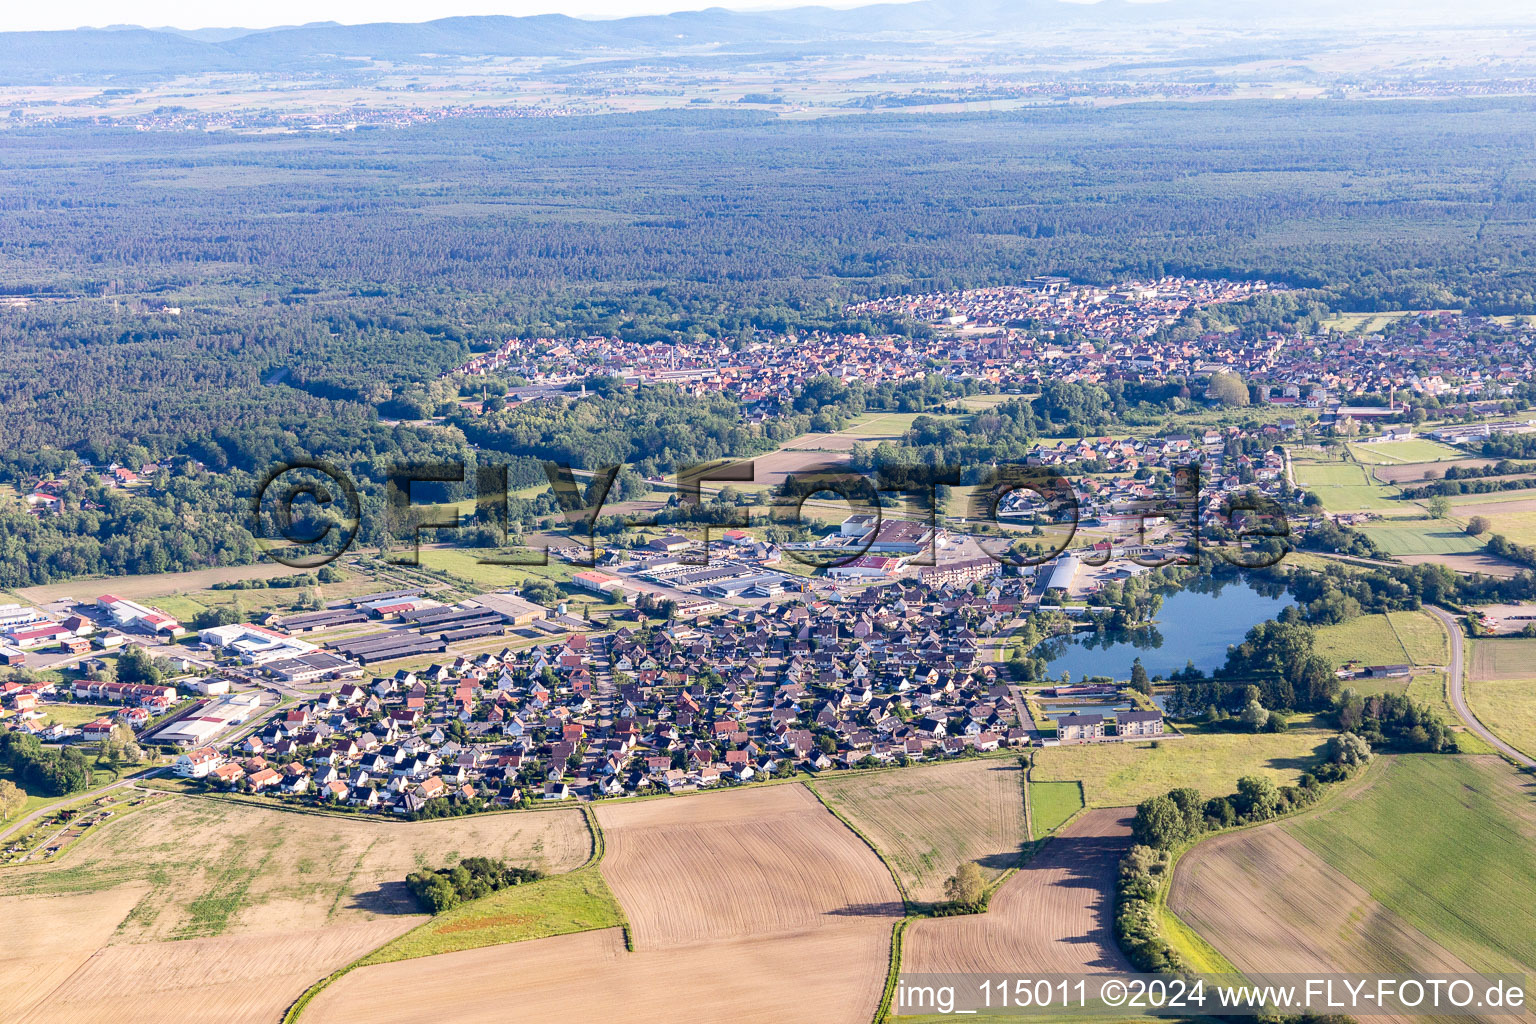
38 703 120 729
1286 754 1536 972
1312 613 1410 669
1291 457 1400 511
1388 610 1450 665
1031 717 1332 808
354 864 626 965
1349 439 1466 465
1463 677 1536 761
1028 780 1084 835
1356 518 1484 556
1312 610 1446 671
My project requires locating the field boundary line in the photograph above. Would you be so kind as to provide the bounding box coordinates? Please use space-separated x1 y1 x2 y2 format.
873 915 913 1024
282 809 625 1024
1149 755 1383 976
803 781 913 910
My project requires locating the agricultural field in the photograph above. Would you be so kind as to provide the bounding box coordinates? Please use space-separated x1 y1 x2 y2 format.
902 809 1132 975
1287 755 1536 973
1349 439 1467 464
306 784 902 1024
1355 517 1484 556
815 757 1030 902
1470 637 1536 681
1 797 589 1023
1291 456 1400 511
1312 609 1446 671
1312 613 1411 669
1368 457 1500 484
1031 719 1332 808
1446 498 1536 547
1463 677 1536 762
1171 825 1477 995
1028 780 1084 836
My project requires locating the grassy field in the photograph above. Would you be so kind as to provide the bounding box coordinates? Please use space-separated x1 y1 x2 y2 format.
1463 677 1536 761
1291 456 1400 511
1028 780 1083 835
1349 439 1467 465
352 864 626 965
816 757 1029 902
37 703 120 728
1447 504 1536 547
1311 613 1409 669
1031 717 1332 808
1469 637 1536 681
1286 754 1536 973
1356 518 1484 556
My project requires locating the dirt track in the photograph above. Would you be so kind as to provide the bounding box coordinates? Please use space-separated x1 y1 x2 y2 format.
902 807 1132 975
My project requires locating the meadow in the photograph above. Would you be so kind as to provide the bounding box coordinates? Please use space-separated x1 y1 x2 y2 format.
1355 518 1484 556
1349 439 1466 464
1031 718 1332 808
351 864 626 965
1291 456 1400 511
1028 779 1084 835
1311 609 1447 671
1463 678 1536 762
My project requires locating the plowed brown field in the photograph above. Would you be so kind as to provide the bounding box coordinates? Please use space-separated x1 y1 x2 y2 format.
307 783 903 1024
0 887 149 1022
598 783 902 947
902 808 1132 975
18 920 406 1024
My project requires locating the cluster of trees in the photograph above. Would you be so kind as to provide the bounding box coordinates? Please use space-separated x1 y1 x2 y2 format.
1484 533 1536 570
404 857 542 914
1296 517 1385 559
940 861 987 910
1336 690 1457 752
0 778 25 821
0 732 93 797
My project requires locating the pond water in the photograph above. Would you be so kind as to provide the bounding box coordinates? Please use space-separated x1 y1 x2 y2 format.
1039 576 1294 682
1039 695 1170 720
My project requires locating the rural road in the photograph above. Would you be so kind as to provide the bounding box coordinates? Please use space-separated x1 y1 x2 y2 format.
1426 605 1536 768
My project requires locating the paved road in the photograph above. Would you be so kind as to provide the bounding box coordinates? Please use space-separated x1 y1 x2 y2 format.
1427 605 1536 768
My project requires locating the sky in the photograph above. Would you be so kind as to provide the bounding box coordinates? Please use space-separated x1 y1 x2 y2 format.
0 0 926 33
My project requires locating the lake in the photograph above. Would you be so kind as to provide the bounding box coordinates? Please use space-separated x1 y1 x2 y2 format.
1039 576 1294 682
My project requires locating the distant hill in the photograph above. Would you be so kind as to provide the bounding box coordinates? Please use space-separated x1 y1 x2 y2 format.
1 0 1533 84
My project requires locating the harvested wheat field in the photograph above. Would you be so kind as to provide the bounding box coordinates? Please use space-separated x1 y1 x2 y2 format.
1168 828 1500 1024
816 757 1029 903
18 920 407 1024
307 922 896 1024
5 797 589 1022
307 784 903 1024
596 782 902 947
0 886 149 1022
902 808 1132 975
